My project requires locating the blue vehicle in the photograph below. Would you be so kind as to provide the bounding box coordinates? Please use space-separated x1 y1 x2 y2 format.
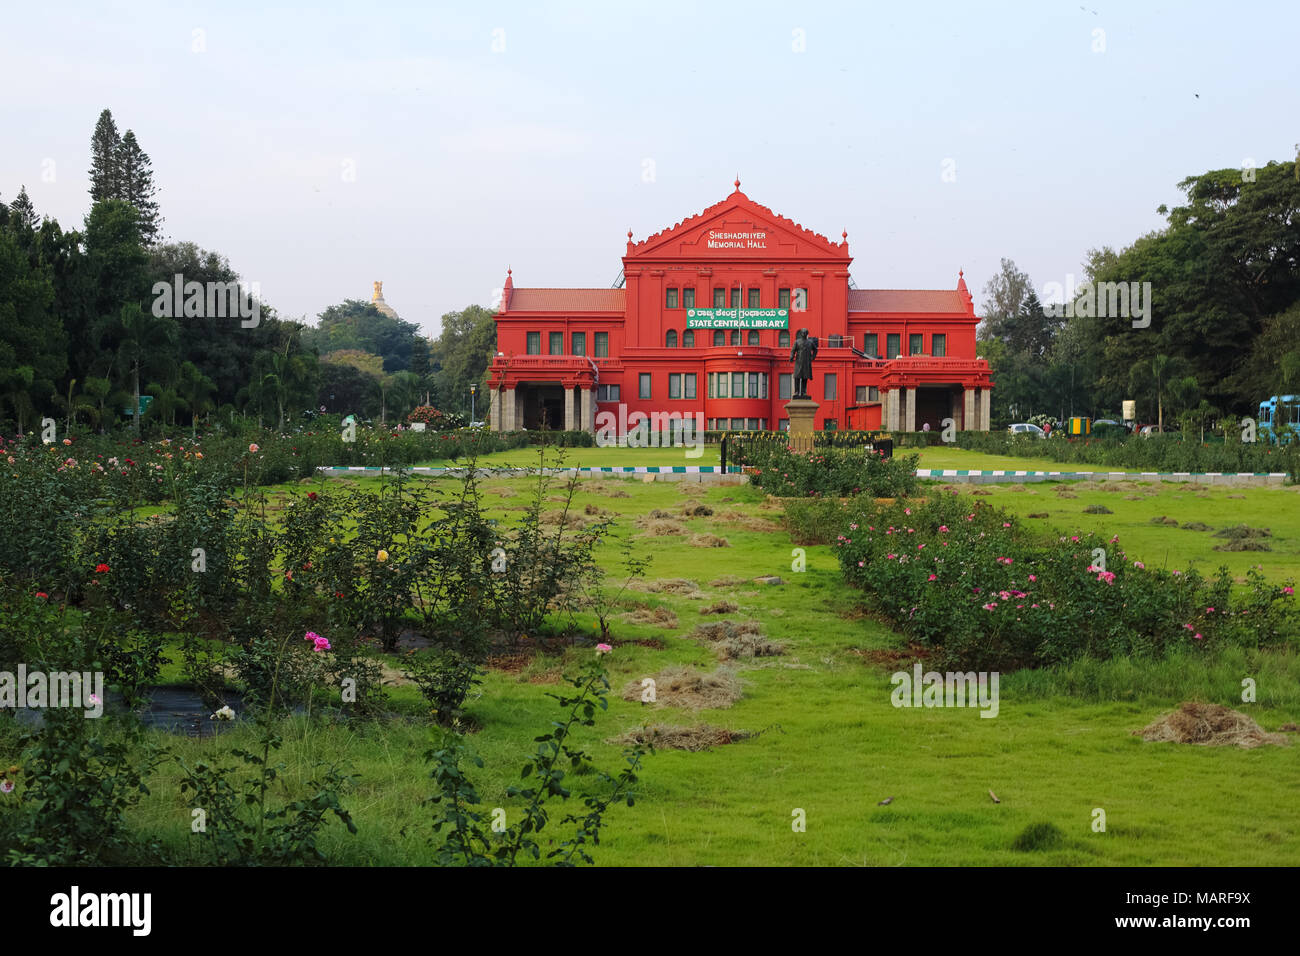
1258 395 1300 444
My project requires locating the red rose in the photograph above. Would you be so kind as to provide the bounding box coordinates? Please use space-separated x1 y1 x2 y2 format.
95 563 110 573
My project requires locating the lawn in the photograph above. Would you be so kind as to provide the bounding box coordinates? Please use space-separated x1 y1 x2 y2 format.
120 470 1300 866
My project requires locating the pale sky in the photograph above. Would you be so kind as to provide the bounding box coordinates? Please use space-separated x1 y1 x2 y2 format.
3 0 1296 337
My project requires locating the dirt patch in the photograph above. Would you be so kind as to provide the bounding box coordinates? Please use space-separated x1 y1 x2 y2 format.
710 575 749 588
584 503 613 516
1054 489 1078 498
700 600 739 615
1083 504 1113 514
484 486 516 498
632 577 704 597
1135 701 1290 748
971 489 993 496
621 606 680 628
1028 512 1049 518
614 637 667 650
848 643 932 669
604 488 630 498
539 510 588 530
716 510 783 532
623 666 742 710
636 517 688 536
1149 515 1180 526
682 502 714 517
1181 521 1213 531
1213 524 1271 539
690 533 731 548
610 723 754 752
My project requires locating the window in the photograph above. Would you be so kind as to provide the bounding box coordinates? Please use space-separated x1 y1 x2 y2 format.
886 333 900 359
594 332 608 357
779 419 789 432
683 330 695 347
708 373 715 398
824 373 837 400
779 373 792 399
748 289 760 308
909 333 923 355
748 372 759 398
747 330 759 346
730 288 740 307
715 372 728 398
732 373 745 398
856 386 867 403
794 288 808 311
746 418 759 431
683 288 695 308
549 331 563 355
778 288 791 309
666 288 679 309
571 332 586 356
669 373 682 399
526 331 541 355
869 385 879 402
864 333 878 357
731 418 745 431
713 330 725 346
730 330 740 346
779 329 790 349
684 373 697 399
597 384 620 402
713 288 725 307
824 419 838 431
932 333 946 357
760 374 768 399
639 373 651 399
666 329 677 348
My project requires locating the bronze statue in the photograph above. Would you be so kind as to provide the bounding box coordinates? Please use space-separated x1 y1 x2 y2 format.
790 327 818 399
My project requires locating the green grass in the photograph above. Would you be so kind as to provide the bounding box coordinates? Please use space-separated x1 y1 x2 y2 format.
115 472 1300 866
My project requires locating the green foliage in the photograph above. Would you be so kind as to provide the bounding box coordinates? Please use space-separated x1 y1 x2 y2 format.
403 649 483 726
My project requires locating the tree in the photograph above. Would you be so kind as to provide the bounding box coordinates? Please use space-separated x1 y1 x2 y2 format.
100 304 178 433
306 300 420 372
117 130 162 245
174 361 217 436
0 222 66 433
1128 354 1189 431
251 328 316 431
89 109 122 203
430 305 497 417
9 187 37 230
978 259 1032 343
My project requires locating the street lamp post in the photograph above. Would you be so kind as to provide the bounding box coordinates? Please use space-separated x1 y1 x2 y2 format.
470 383 477 423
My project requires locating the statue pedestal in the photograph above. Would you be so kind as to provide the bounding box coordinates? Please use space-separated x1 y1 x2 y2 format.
784 398 819 454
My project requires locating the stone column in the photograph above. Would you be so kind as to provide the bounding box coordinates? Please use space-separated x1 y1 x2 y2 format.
488 388 500 431
504 388 516 431
884 389 899 431
564 386 576 431
785 398 819 453
580 387 593 434
904 387 917 433
963 389 975 431
980 389 991 431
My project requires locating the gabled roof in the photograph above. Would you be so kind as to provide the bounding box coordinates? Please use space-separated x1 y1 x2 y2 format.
628 182 848 259
849 289 971 314
505 288 625 313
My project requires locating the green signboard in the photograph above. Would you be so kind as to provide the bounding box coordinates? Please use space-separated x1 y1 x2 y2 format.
685 307 789 330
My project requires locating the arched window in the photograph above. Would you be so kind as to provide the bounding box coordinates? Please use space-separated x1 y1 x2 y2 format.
666 329 678 348
747 330 759 346
713 330 725 347
683 330 695 347
779 330 790 349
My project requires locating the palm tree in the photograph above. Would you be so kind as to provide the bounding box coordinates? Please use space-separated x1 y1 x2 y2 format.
1129 354 1185 432
175 361 216 437
0 365 35 436
101 304 178 433
254 331 313 432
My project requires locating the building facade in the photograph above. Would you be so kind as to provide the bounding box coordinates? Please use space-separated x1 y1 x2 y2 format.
488 182 993 436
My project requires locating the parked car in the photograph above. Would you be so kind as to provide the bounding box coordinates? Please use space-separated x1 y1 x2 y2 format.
1138 424 1162 437
1008 423 1046 439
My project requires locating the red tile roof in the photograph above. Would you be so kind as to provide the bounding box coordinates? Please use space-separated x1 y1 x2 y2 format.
849 289 969 313
506 288 625 312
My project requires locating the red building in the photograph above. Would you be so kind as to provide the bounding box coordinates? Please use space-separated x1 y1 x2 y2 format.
488 181 993 437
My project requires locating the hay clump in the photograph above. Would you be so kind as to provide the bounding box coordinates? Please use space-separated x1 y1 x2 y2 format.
716 510 783 532
1028 512 1049 518
690 533 730 548
621 606 680 628
700 600 739 615
631 577 703 597
484 486 516 498
692 619 784 660
1212 524 1271 539
635 516 688 536
538 510 588 530
710 575 748 588
623 666 742 710
1149 515 1180 526
682 502 714 517
1181 521 1213 531
610 723 754 752
1214 539 1271 552
1135 701 1290 749
1083 504 1113 514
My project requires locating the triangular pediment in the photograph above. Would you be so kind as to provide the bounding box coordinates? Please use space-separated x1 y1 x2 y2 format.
627 189 849 261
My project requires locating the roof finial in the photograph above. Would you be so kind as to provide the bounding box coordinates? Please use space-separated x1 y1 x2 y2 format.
627 228 633 240
507 266 512 276
959 268 964 278
734 175 740 191
842 229 848 241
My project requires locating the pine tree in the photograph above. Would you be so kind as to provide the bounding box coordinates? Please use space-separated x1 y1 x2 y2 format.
117 130 162 245
88 109 122 203
9 186 37 230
